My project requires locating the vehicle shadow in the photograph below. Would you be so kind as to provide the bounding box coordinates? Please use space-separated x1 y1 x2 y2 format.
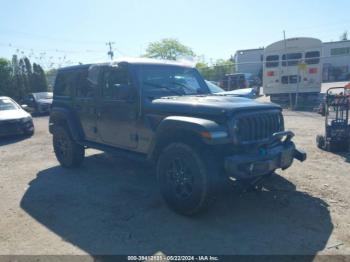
339 151 350 163
20 153 333 257
0 134 30 147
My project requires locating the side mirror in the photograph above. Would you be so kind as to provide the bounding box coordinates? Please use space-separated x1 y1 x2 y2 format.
21 104 29 110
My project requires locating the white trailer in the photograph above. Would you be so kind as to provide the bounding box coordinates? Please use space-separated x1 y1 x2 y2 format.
263 37 322 107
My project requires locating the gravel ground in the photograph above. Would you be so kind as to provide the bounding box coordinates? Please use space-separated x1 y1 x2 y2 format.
0 109 349 257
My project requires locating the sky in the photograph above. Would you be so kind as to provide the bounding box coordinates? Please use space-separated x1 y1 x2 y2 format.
1 0 350 68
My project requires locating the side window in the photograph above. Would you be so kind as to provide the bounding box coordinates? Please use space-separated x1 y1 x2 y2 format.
102 66 133 100
24 95 34 103
266 55 279 68
76 70 94 98
282 53 302 66
53 73 68 96
305 51 320 65
54 72 70 97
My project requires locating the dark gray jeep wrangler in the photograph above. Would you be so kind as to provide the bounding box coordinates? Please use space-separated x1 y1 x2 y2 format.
49 58 306 215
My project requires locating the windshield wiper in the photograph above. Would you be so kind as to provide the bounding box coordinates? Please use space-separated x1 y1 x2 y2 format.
143 81 184 96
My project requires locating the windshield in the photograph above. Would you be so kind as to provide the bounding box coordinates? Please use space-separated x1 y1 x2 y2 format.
137 65 210 96
33 92 53 100
0 98 19 111
205 80 224 93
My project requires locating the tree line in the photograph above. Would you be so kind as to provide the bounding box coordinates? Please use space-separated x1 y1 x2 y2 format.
144 38 235 81
0 38 233 101
0 55 48 101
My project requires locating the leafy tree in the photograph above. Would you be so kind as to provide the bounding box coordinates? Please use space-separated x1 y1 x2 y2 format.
144 38 195 60
0 55 48 100
32 63 48 92
0 58 13 97
46 68 57 91
196 59 235 81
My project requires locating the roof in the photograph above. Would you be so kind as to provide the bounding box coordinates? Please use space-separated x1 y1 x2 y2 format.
58 57 195 71
323 39 350 45
235 48 264 53
113 57 195 67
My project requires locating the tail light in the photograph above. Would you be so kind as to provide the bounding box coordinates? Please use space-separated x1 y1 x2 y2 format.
309 68 317 74
267 71 274 77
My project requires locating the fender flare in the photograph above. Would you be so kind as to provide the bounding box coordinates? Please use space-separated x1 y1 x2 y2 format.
147 116 230 159
49 107 84 141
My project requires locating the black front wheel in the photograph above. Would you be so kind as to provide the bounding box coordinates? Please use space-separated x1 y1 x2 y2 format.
53 125 85 168
157 143 217 216
316 135 325 150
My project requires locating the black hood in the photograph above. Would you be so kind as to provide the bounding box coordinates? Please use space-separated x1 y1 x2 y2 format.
146 95 280 117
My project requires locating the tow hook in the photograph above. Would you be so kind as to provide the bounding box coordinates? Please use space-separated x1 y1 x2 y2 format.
294 149 307 162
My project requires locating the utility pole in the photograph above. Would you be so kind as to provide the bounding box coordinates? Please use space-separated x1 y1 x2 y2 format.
106 42 115 61
283 30 293 109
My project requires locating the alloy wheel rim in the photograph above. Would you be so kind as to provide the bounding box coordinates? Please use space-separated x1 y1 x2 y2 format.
165 157 194 199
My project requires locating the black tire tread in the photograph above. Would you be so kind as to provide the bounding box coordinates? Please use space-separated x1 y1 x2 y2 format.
53 125 84 168
157 142 218 216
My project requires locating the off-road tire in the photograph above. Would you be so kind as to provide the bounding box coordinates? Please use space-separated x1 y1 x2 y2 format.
316 135 325 150
53 125 85 168
156 143 218 216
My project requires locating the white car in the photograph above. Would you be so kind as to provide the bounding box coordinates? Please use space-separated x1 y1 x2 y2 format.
205 80 256 99
0 96 34 137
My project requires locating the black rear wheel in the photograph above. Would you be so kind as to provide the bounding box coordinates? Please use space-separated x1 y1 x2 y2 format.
157 143 217 216
53 125 85 168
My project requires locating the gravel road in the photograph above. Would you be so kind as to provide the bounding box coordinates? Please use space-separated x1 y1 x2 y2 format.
0 110 349 257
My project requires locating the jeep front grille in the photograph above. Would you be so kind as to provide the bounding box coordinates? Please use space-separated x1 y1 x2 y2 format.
234 111 284 144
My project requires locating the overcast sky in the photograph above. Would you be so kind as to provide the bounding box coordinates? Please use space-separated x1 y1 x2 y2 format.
1 0 349 68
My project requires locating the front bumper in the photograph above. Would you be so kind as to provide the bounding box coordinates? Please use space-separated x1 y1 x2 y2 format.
0 119 34 137
224 131 306 179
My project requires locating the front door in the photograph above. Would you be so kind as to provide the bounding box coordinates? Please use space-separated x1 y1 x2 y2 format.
73 68 98 141
97 65 139 149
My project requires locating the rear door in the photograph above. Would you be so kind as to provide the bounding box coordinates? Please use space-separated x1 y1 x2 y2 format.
96 64 139 149
73 68 98 141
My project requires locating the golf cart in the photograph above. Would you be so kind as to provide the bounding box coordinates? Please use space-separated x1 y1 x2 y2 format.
316 86 350 152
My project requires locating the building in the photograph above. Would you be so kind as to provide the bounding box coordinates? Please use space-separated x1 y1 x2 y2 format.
234 39 350 82
322 40 350 81
234 48 264 77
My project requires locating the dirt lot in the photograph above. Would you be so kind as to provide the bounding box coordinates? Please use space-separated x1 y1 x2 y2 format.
0 110 349 257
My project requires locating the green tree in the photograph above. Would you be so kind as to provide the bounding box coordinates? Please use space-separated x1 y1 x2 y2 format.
196 59 235 81
0 55 48 100
0 58 13 97
32 63 48 92
144 38 195 60
45 68 57 91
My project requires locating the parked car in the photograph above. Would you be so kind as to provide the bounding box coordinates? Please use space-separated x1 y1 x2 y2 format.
0 96 34 137
49 58 306 216
220 73 261 95
206 80 256 99
21 92 53 114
